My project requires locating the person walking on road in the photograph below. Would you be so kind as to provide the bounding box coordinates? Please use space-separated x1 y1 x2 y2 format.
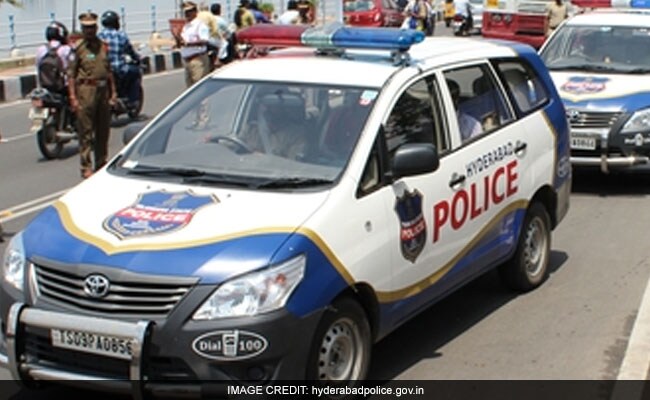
67 12 117 179
546 0 568 32
174 1 211 88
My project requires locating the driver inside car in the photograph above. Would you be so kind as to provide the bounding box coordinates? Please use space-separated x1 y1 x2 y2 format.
240 99 308 160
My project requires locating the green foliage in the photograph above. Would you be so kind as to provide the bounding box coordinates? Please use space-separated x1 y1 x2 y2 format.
259 2 275 13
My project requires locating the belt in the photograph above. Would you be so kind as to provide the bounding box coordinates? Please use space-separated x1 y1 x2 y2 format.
76 78 107 87
183 52 207 62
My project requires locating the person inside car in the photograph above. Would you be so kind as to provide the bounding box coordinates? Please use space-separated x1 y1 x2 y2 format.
447 79 482 141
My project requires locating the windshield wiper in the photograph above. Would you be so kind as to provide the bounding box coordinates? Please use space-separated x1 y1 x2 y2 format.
256 177 334 189
626 67 650 74
183 173 253 187
126 165 205 177
549 64 619 72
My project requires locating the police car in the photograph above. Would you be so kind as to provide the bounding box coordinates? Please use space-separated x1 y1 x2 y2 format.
540 5 650 172
1 24 570 395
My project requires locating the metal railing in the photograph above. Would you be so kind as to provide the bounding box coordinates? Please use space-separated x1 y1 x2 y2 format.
0 5 177 56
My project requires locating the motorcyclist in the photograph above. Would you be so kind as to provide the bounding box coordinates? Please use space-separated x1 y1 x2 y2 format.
35 21 73 130
97 10 142 110
35 21 72 95
453 0 473 35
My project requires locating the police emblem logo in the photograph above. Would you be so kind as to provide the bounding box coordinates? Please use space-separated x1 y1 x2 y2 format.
561 76 609 95
394 189 427 263
103 190 219 239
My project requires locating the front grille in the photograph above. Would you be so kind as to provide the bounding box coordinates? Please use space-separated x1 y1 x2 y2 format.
568 111 622 129
33 263 196 317
24 326 130 378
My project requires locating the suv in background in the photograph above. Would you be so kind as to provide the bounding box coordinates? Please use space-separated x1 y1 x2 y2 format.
540 8 650 173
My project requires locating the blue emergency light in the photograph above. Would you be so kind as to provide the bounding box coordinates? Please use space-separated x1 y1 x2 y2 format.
237 23 426 53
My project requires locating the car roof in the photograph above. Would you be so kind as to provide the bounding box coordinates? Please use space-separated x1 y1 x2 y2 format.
564 9 650 27
213 37 519 87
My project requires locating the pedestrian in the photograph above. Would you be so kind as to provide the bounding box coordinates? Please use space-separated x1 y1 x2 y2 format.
546 0 568 32
402 0 429 32
67 12 117 179
233 0 256 30
174 1 212 88
276 0 301 25
197 2 220 69
210 3 235 66
250 0 272 23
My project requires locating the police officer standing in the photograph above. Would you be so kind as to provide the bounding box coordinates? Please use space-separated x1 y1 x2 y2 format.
68 12 117 179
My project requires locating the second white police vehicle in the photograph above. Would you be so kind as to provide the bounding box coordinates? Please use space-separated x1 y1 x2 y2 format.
540 2 650 172
1 24 570 396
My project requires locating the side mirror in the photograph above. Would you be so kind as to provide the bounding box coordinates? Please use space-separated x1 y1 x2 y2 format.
122 122 147 145
392 143 440 180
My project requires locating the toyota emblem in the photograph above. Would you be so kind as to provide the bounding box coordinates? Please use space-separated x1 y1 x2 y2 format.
567 109 581 123
84 274 110 298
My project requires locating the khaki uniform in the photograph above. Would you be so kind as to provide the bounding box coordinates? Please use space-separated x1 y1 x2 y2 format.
69 38 113 175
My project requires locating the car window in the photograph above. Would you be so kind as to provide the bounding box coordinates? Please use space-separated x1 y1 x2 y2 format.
494 60 549 115
443 64 513 143
541 25 650 72
358 76 446 196
384 77 447 160
344 0 377 11
119 79 379 185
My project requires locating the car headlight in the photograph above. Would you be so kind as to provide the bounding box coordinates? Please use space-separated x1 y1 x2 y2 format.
193 254 306 320
2 232 25 292
621 108 650 134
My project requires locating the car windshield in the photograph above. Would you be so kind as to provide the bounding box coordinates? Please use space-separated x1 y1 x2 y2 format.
344 0 377 12
541 25 650 73
115 79 378 188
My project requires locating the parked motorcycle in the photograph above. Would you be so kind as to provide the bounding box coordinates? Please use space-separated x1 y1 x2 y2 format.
112 58 144 120
28 87 77 160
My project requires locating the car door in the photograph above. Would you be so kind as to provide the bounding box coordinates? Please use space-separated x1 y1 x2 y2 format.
361 72 484 328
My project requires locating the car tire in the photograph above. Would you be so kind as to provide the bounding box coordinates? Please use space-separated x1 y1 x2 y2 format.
499 202 551 292
306 297 371 384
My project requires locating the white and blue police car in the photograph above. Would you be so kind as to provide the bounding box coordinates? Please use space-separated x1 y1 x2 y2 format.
540 3 650 172
1 24 570 396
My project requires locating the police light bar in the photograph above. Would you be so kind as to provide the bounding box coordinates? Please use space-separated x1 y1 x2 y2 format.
236 23 425 52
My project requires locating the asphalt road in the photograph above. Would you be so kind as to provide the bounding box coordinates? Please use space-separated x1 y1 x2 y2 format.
1 34 650 398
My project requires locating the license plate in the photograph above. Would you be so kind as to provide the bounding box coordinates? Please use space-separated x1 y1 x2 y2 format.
28 107 49 120
570 136 596 150
51 329 134 360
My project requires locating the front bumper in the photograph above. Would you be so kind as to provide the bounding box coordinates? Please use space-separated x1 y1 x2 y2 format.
0 301 322 398
570 128 650 173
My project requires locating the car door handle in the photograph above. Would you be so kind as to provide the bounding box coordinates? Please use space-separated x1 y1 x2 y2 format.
449 173 466 188
515 141 527 154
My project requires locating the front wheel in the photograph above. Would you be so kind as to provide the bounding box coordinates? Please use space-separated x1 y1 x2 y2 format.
307 297 371 383
499 202 551 292
36 124 64 160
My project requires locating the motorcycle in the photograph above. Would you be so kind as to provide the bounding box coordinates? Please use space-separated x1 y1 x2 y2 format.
112 58 144 120
28 87 77 160
452 5 474 36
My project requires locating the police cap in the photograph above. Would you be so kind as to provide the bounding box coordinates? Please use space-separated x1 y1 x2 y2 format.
79 12 98 27
182 1 198 11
